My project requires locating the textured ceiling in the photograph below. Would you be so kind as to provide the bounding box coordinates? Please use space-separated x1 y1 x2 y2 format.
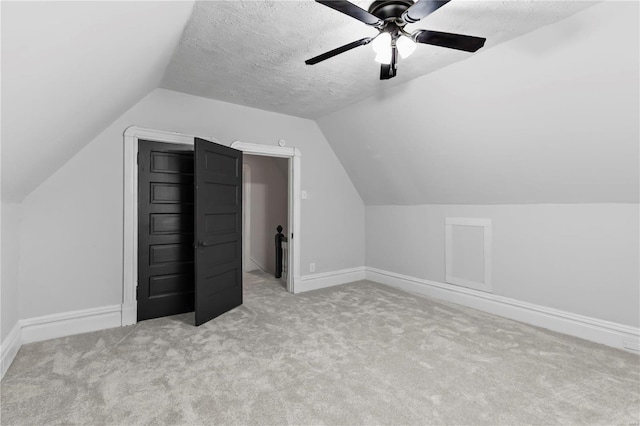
162 0 597 119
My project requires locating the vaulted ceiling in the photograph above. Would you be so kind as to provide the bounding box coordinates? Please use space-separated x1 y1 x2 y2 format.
2 1 637 205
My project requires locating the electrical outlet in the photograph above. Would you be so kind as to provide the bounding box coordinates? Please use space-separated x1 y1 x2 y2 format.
309 263 315 273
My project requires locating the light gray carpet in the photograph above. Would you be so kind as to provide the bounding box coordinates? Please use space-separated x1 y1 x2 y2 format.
1 271 639 425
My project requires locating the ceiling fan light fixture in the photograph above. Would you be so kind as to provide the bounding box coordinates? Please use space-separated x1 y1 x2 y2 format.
396 35 417 58
371 31 392 54
372 32 392 64
374 49 392 64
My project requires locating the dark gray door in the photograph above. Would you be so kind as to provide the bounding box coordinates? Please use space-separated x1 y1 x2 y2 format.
138 140 195 321
194 138 243 326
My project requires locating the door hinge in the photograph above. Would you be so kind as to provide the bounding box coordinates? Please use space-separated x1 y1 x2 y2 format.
291 233 293 240
137 152 140 165
135 285 138 301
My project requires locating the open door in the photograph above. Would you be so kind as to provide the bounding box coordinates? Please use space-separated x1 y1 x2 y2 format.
194 138 243 326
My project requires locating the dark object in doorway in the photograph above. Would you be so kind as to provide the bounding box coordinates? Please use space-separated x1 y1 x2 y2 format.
275 225 287 279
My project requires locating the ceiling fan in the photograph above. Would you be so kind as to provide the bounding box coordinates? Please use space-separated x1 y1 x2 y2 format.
305 0 486 80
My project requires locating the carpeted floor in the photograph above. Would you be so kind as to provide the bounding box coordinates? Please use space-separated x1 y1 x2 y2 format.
1 271 639 425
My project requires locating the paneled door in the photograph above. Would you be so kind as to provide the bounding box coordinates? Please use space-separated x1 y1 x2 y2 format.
137 140 195 321
137 138 243 325
194 138 243 326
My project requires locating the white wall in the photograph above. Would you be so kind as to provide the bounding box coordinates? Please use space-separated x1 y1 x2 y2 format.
243 155 288 274
19 89 365 319
366 204 639 327
1 202 21 342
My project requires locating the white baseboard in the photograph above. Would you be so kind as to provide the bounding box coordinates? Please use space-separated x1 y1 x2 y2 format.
297 267 366 293
121 302 137 327
2 304 127 379
366 267 640 353
21 304 123 344
1 322 22 379
3 268 636 381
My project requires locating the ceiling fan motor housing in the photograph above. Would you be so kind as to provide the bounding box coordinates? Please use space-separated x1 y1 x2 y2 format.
368 0 414 21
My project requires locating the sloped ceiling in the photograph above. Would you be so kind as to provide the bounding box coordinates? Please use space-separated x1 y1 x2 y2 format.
1 1 194 201
3 1 634 206
162 0 596 119
317 1 639 204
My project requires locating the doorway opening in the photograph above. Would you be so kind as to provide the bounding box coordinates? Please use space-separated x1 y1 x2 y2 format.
242 155 289 289
123 127 301 326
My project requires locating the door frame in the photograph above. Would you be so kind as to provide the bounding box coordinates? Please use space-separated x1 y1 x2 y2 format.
231 140 301 293
242 164 252 272
123 126 301 326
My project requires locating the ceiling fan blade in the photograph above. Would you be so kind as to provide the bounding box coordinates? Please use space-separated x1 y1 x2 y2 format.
316 0 383 26
380 46 398 80
415 30 486 52
305 37 373 65
402 0 450 24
